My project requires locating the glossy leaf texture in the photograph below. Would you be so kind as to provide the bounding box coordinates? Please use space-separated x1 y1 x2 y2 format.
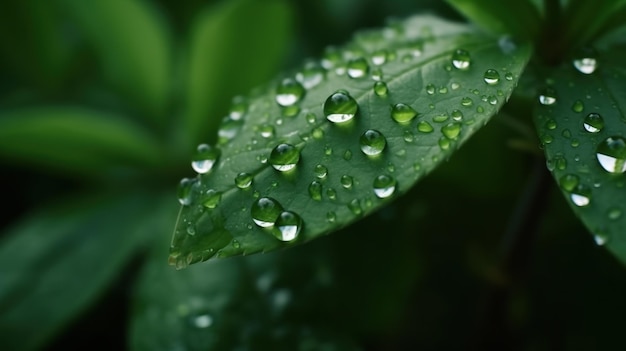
533 44 626 263
170 15 531 268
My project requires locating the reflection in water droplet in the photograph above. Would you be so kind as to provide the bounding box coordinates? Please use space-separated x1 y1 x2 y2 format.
608 207 622 220
570 184 591 207
438 137 450 150
374 81 388 96
275 211 302 241
451 110 463 121
235 172 253 189
347 57 369 78
371 49 388 66
326 187 337 200
441 122 462 139
314 164 328 179
538 88 557 105
451 49 471 70
596 136 626 173
360 129 387 156
417 121 434 133
308 181 322 201
559 174 579 192
324 90 358 123
178 178 196 206
573 57 597 74
373 175 397 198
391 103 417 123
269 143 300 172
461 97 473 106
504 72 514 81
203 189 221 209
275 78 305 107
190 313 213 329
326 211 336 223
296 62 324 89
259 124 275 138
251 197 283 227
348 199 362 215
594 233 608 246
426 84 435 95
583 113 604 133
191 144 220 174
572 100 584 113
483 69 500 85
341 175 354 189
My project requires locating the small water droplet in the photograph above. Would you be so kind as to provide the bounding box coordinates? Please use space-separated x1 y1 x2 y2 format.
308 181 322 201
391 103 418 123
360 129 387 156
426 84 436 95
343 149 353 160
488 95 498 105
191 144 220 174
341 175 354 189
403 130 414 142
417 121 434 133
177 178 196 206
570 184 591 207
373 174 396 198
269 144 300 172
573 49 598 74
314 164 328 179
347 57 369 78
596 136 626 173
374 81 388 96
438 137 450 150
433 113 449 123
572 100 584 113
559 174 579 192
371 68 383 81
545 119 557 130
348 199 362 215
326 187 337 200
306 113 317 124
229 98 247 120
483 69 500 85
296 62 325 89
326 211 336 223
275 211 302 241
203 189 222 209
251 197 283 227
217 117 242 144
583 113 604 133
451 110 464 121
538 88 557 105
235 172 253 189
608 207 622 220
438 86 448 94
324 90 358 123
461 97 473 106
312 127 324 139
190 313 213 329
259 124 275 138
451 49 471 70
441 122 462 139
186 224 196 236
371 49 388 66
594 232 608 246
504 72 514 81
275 78 305 107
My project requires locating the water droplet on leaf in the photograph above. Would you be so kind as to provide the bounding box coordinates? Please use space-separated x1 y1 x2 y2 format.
308 181 322 201
596 136 626 173
483 69 500 85
451 49 471 70
373 175 397 198
269 143 300 172
374 81 388 96
417 121 434 133
314 164 328 179
235 172 253 189
275 78 305 107
391 103 417 123
191 144 220 174
177 178 196 206
324 90 358 123
570 184 591 207
251 197 283 227
583 113 604 133
347 57 369 78
360 129 387 156
538 88 557 105
275 211 302 241
441 122 462 139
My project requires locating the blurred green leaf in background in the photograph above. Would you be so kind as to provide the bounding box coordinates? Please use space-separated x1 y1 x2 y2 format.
1 0 626 350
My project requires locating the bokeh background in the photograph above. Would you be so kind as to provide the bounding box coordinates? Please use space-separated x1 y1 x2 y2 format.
1 0 625 350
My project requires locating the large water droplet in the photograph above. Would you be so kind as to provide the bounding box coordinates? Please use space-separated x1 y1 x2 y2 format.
177 178 196 206
538 88 557 105
583 113 604 133
571 184 591 207
483 69 500 85
573 48 598 74
461 97 473 106
308 181 322 201
269 143 300 172
191 144 220 174
373 175 397 198
275 78 305 107
441 122 462 139
360 129 387 156
235 172 253 189
275 211 302 241
347 57 369 78
251 197 283 227
296 62 324 89
391 103 418 123
596 136 626 173
451 49 471 70
324 90 358 123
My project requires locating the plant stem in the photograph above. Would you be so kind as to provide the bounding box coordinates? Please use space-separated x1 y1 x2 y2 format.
472 157 552 349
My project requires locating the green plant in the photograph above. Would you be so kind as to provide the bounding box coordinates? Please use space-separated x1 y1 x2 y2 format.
3 0 626 350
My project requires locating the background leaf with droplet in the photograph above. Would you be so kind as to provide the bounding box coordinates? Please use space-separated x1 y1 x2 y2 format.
533 44 626 264
171 14 531 268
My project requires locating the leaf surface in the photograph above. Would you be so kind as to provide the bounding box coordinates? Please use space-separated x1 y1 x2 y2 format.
533 44 626 264
171 15 531 268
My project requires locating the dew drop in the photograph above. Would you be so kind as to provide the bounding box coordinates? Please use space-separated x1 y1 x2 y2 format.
229 98 247 120
259 124 275 138
438 137 450 150
190 313 213 329
348 199 362 215
559 174 579 192
269 143 300 172
326 187 337 200
483 69 500 85
538 88 557 105
235 172 253 189
545 119 557 130
275 78 305 107
360 129 387 156
433 113 449 123
371 49 388 66
191 144 220 174
572 100 584 113
461 97 473 107
573 56 598 75
306 113 317 124
275 211 302 241
570 184 591 207
326 211 336 223
177 178 196 206
594 233 608 246
504 72 514 81
314 164 328 179
341 175 354 189
308 181 322 201
373 175 396 199
426 84 436 95
583 113 604 133
374 81 388 96
391 103 418 123
417 121 434 133
596 136 626 173
324 90 358 123
296 62 325 89
451 109 463 121
251 197 283 227
403 130 414 142
608 207 622 220
371 68 383 81
217 117 242 144
203 189 222 209
441 122 462 139
347 57 369 78
451 49 471 70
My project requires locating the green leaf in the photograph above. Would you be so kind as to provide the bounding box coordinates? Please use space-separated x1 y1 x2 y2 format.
562 0 626 49
0 107 161 178
0 191 170 351
170 14 531 268
183 0 293 147
62 0 172 123
533 45 626 264
445 0 541 41
132 208 420 350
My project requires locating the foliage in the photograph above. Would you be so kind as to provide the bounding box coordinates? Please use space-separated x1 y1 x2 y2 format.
1 0 626 350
